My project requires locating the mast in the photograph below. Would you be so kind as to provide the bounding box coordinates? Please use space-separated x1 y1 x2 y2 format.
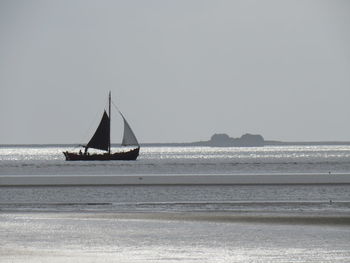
108 91 111 154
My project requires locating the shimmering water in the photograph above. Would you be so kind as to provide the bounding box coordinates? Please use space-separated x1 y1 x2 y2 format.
1 212 349 263
1 185 350 213
1 145 350 175
1 145 350 262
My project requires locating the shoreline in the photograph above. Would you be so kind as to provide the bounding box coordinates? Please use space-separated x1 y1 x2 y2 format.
1 173 350 186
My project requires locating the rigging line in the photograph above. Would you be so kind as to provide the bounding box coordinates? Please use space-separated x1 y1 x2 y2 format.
104 99 109 114
111 100 125 118
109 100 126 148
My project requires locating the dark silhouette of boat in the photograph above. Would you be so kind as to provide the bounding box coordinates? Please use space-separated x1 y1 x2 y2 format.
63 92 140 161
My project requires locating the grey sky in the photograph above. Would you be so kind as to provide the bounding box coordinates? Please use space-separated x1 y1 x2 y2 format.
1 0 349 144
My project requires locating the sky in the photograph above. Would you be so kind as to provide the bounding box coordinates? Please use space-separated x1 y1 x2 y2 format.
1 0 349 144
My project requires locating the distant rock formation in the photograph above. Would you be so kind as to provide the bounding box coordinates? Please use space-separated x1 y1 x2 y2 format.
235 133 265 147
140 134 350 147
210 133 234 146
207 133 265 147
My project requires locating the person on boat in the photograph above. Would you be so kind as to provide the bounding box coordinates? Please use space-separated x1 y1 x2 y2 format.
79 150 82 155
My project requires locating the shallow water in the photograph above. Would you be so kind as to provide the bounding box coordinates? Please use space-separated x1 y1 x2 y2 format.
1 184 349 214
1 212 349 263
1 146 350 262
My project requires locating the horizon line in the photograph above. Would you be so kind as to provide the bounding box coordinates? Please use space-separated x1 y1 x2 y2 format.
2 140 350 147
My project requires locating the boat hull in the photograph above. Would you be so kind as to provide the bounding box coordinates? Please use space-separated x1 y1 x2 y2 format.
63 147 140 161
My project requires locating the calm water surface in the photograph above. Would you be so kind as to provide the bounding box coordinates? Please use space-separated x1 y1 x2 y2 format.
1 145 350 175
1 146 350 262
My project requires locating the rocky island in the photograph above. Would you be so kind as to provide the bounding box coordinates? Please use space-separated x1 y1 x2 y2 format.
191 133 265 147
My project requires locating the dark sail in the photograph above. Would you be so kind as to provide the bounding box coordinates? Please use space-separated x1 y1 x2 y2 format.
86 111 110 151
63 92 140 161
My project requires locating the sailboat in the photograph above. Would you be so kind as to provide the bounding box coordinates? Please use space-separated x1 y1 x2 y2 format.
63 92 140 161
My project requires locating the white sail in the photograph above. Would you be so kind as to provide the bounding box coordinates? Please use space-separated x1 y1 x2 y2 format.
121 115 139 146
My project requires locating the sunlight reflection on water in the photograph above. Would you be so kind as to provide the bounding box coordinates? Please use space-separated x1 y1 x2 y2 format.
1 146 350 262
1 212 349 263
1 145 350 175
1 145 350 161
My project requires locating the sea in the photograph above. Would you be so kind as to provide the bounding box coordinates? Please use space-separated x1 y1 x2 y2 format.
1 145 350 262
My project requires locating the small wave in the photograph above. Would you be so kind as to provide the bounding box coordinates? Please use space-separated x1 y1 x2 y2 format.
0 202 112 212
132 212 350 226
0 202 112 206
2 200 349 215
13 210 349 226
